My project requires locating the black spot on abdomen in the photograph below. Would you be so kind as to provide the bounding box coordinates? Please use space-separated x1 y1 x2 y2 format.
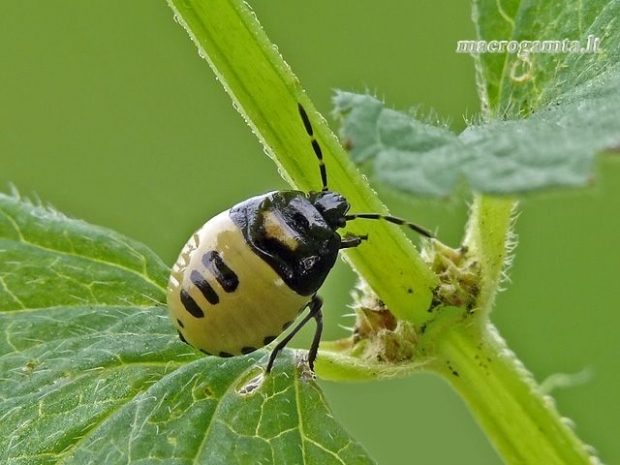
190 270 219 305
202 250 239 293
180 289 205 318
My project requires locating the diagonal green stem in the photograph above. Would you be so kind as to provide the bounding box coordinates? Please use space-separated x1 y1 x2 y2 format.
165 0 438 325
433 321 593 464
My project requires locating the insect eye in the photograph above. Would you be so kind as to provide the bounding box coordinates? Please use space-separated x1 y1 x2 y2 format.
292 212 310 230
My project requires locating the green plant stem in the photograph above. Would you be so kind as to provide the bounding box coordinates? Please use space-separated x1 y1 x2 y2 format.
165 0 438 323
434 321 592 464
457 196 590 461
464 195 515 313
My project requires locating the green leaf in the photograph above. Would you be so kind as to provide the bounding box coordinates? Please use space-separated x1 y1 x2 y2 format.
334 68 619 196
334 1 620 196
0 195 167 311
0 192 373 464
472 0 620 116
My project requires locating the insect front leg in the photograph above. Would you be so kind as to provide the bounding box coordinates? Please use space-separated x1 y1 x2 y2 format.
340 233 368 249
266 295 324 373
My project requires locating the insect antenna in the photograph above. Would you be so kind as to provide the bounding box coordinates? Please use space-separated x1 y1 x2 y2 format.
298 103 328 191
345 213 434 238
297 103 433 239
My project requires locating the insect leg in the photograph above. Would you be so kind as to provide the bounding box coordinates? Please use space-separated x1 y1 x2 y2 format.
340 234 368 249
266 295 324 373
306 295 323 371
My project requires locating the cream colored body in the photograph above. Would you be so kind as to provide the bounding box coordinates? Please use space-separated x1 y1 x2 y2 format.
167 211 310 356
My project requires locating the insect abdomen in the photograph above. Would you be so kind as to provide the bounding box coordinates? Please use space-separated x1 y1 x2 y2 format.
167 211 309 357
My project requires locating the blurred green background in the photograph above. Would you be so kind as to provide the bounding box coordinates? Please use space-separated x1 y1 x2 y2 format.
1 1 619 463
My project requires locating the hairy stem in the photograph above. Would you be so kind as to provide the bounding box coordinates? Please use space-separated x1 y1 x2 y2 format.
433 321 592 464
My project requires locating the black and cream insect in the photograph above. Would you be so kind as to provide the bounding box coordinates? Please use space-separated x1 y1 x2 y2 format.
167 103 432 372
